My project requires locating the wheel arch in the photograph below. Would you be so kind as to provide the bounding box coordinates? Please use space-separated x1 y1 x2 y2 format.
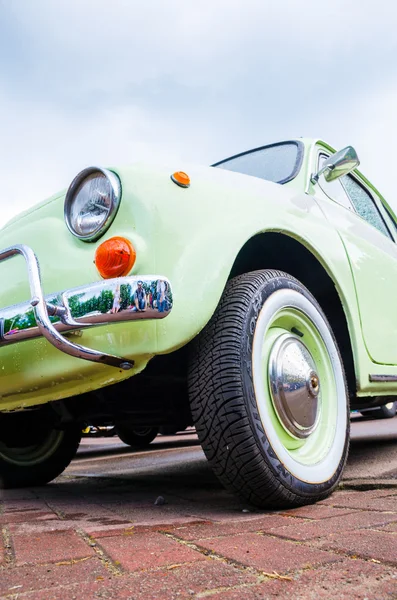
228 232 357 398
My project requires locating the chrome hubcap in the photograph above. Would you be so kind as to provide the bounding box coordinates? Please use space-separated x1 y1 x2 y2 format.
268 334 321 439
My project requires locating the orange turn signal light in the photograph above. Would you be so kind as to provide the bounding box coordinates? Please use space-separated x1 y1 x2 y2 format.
171 171 190 188
95 237 136 279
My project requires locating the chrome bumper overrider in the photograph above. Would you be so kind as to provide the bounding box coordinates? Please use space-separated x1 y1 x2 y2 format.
0 244 172 369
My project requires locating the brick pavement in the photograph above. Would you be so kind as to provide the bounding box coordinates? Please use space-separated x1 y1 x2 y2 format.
0 479 396 600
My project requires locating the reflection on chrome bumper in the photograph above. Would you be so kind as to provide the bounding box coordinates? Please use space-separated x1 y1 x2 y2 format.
0 244 172 369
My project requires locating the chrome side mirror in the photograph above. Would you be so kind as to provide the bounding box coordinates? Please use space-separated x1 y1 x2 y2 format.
311 146 360 185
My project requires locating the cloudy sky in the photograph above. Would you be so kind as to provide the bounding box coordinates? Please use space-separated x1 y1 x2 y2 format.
0 0 396 225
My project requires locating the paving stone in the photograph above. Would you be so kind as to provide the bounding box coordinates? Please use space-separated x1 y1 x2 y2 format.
40 500 125 521
87 502 208 526
9 520 91 535
365 488 397 499
0 511 59 525
85 518 209 539
0 557 109 596
269 558 395 599
204 558 396 599
320 490 397 512
96 508 213 529
167 489 248 509
0 582 98 600
99 492 186 508
92 486 265 524
197 533 339 572
2 499 51 514
82 524 146 539
195 585 285 600
13 530 95 565
260 510 397 541
371 577 397 599
353 497 397 512
280 505 357 520
95 560 256 600
2 451 396 598
30 488 75 502
0 489 38 502
207 574 397 600
165 515 307 541
128 559 257 597
316 529 397 565
0 560 256 600
177 505 287 523
377 522 397 532
97 530 207 571
7 516 207 539
319 490 354 503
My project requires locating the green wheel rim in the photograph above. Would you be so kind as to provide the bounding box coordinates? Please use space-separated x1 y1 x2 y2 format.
260 306 338 466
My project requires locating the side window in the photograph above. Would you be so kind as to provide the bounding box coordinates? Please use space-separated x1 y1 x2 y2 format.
341 176 391 239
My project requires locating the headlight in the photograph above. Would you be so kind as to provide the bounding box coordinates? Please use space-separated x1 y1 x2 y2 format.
64 167 121 242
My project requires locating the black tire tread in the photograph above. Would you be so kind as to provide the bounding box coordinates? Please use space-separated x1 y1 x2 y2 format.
188 269 349 509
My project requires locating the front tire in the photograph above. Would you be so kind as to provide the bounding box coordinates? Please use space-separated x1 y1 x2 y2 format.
188 270 350 508
0 424 81 488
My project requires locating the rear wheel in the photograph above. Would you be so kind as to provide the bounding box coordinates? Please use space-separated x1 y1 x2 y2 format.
115 423 158 447
188 270 350 508
0 424 81 488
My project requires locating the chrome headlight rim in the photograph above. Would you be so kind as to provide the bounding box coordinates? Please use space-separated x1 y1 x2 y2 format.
64 166 122 242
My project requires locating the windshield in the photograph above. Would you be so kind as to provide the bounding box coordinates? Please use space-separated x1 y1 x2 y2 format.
213 141 302 184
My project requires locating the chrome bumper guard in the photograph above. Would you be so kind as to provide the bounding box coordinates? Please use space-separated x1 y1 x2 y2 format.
0 244 172 369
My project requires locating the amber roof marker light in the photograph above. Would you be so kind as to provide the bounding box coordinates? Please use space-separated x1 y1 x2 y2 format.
171 171 190 188
95 236 136 279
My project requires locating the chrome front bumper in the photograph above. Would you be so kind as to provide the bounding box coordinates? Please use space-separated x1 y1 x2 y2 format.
0 244 172 369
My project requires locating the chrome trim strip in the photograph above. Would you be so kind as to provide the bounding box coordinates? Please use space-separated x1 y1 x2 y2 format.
0 245 172 369
64 167 121 242
369 374 397 382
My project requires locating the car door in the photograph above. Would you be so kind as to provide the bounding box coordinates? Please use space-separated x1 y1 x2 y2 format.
311 148 397 366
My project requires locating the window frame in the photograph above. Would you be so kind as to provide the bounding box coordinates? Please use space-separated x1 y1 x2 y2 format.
383 203 397 238
212 140 304 185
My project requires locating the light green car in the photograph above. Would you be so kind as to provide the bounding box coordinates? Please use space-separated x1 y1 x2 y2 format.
0 138 396 508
